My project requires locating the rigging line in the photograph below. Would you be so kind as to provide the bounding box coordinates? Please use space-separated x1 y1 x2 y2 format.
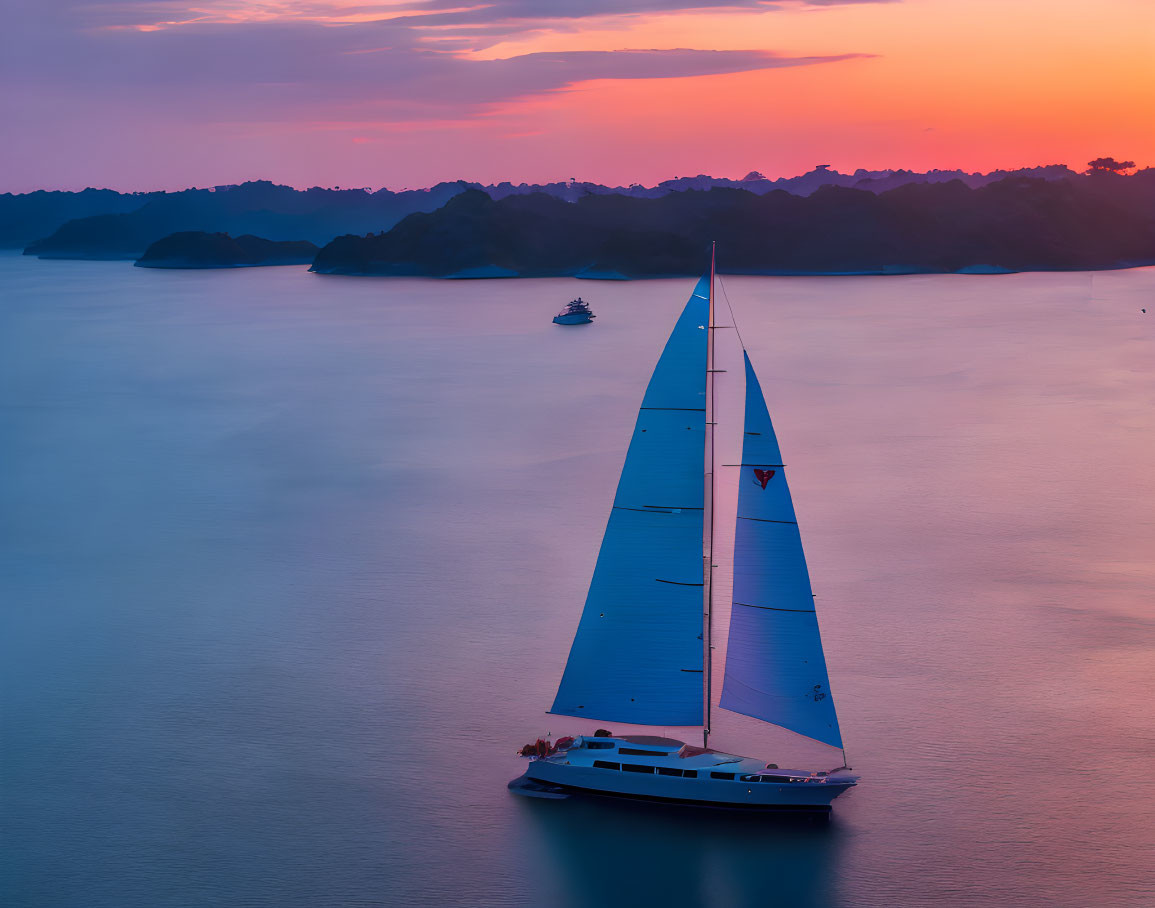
703 241 717 749
716 273 747 352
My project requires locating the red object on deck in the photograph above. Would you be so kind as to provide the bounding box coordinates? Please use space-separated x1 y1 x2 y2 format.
520 736 575 757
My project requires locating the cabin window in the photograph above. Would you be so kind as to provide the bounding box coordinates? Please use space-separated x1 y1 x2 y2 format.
622 764 655 774
740 774 761 782
618 748 664 757
657 767 683 777
592 761 620 771
683 771 698 779
710 772 735 780
585 741 615 750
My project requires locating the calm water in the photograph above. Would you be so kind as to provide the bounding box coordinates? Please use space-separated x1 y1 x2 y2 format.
2 252 1153 907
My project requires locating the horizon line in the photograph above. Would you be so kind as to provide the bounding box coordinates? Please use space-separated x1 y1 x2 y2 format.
6 160 1147 197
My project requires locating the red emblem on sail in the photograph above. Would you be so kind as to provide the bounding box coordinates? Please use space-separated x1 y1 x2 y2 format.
753 469 775 489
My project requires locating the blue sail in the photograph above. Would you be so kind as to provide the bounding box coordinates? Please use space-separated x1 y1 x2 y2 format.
718 352 843 748
550 278 710 726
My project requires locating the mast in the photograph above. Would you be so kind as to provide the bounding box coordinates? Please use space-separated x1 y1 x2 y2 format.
703 241 717 748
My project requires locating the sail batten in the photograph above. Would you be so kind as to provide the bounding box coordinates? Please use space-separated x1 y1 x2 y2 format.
549 278 710 727
718 352 844 749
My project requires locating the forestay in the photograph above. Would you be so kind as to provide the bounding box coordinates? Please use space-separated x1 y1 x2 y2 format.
718 353 843 748
550 278 710 726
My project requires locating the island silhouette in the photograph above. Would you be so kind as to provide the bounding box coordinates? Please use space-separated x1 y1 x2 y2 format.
5 163 1152 275
135 232 318 269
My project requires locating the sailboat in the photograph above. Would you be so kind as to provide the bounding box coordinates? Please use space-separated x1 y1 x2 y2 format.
510 250 857 814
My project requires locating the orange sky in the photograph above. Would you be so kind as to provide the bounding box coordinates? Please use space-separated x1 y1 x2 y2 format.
458 0 1155 182
4 0 1154 190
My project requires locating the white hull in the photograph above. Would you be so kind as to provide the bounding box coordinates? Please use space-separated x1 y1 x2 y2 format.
512 735 856 813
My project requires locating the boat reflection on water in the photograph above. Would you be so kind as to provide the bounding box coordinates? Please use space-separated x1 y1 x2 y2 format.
515 790 845 908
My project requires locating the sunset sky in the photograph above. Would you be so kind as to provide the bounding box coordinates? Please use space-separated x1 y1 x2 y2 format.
4 0 1153 192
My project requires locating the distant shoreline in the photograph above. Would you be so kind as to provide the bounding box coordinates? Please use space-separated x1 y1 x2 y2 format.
8 248 1153 280
309 263 1155 279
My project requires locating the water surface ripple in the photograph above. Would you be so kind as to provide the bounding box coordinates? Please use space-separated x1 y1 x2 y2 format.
2 255 1153 907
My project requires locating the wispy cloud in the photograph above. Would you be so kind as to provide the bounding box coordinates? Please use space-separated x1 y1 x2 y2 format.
89 1 894 32
5 0 879 123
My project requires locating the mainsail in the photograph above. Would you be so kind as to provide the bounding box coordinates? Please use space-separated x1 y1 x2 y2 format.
718 352 844 748
550 279 710 726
